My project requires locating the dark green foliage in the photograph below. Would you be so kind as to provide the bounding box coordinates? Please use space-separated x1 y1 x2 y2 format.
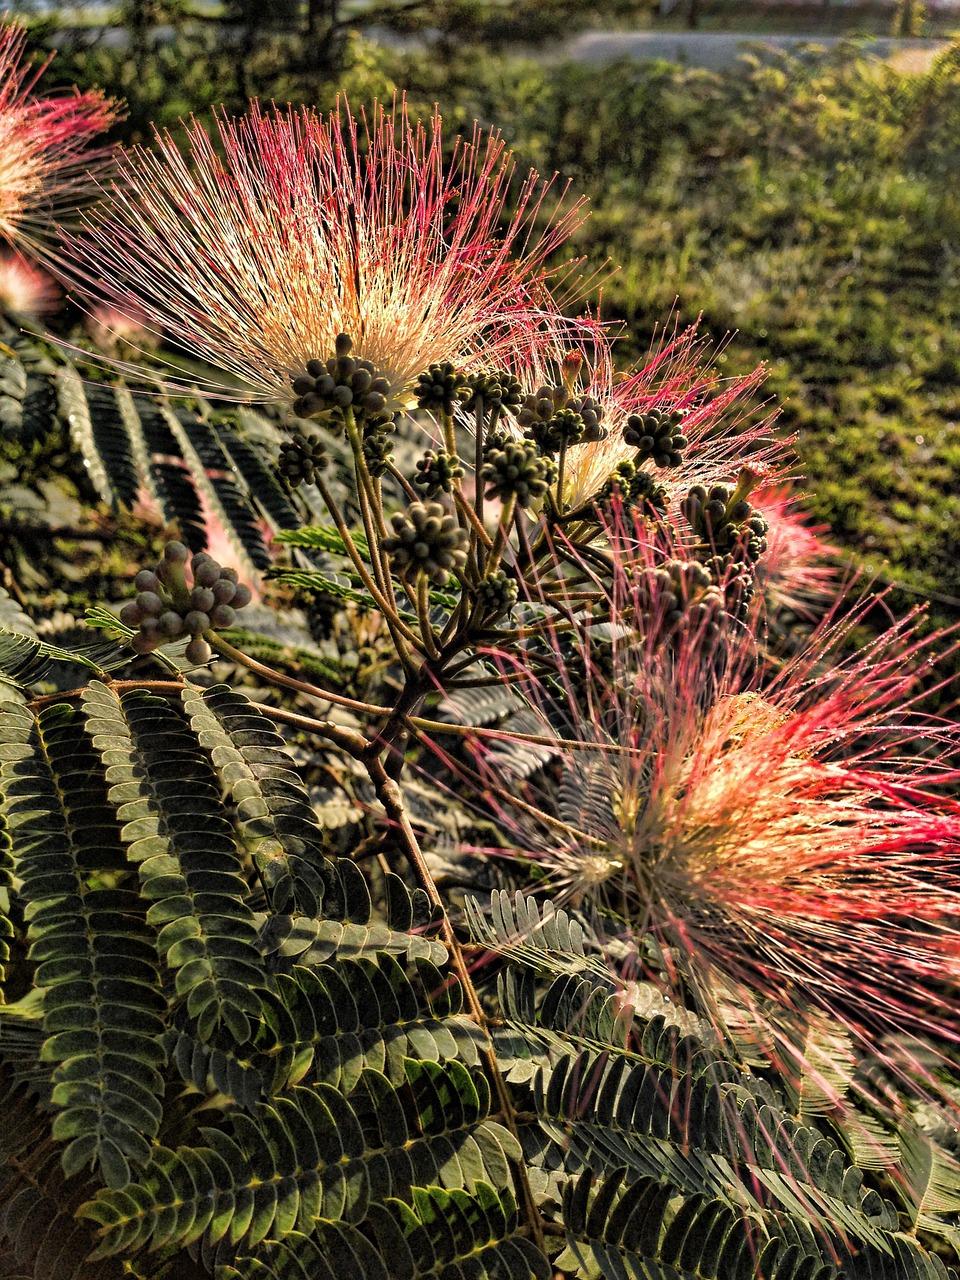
0 701 166 1190
80 681 271 1046
1 338 293 576
2 647 959 1275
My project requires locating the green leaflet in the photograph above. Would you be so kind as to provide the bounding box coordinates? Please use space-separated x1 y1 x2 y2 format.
0 625 132 688
181 683 339 918
275 525 371 559
224 1184 549 1280
79 1068 517 1259
0 701 166 1191
81 681 271 1046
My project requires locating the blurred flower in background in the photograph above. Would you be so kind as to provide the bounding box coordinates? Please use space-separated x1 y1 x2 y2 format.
0 249 58 317
0 21 118 261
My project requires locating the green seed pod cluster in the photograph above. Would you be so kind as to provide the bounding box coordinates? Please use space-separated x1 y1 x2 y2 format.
361 428 394 478
597 461 667 516
481 439 557 508
383 501 469 586
461 370 523 414
119 543 252 663
623 406 688 468
567 393 606 443
413 449 464 498
475 569 519 621
414 362 468 414
277 432 328 487
682 483 769 558
524 406 585 455
637 559 724 647
290 333 391 426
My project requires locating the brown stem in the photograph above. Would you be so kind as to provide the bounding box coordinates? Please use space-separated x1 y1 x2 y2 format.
208 633 384 718
363 752 546 1255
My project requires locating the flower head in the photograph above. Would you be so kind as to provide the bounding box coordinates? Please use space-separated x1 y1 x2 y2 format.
0 248 58 315
753 483 841 620
0 22 117 257
505 321 790 511
61 97 594 407
457 542 960 1111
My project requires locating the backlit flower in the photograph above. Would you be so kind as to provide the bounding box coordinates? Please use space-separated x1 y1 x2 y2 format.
0 248 58 315
61 97 594 407
507 322 790 511
0 21 117 257
459 549 960 1110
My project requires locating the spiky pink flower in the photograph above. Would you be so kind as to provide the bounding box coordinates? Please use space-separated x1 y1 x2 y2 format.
456 541 960 1109
753 484 841 620
0 22 117 257
59 97 594 406
0 248 58 315
508 321 791 511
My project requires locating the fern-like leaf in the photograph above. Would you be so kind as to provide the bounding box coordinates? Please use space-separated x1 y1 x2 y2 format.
180 683 337 917
0 702 166 1190
81 680 270 1045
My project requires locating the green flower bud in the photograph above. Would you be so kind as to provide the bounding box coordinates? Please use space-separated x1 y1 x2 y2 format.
383 501 469 586
481 439 556 507
414 362 468 414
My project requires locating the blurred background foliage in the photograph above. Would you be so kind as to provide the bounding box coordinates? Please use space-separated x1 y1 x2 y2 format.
14 0 960 622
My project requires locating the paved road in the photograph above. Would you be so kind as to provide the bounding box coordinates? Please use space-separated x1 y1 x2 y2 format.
560 32 949 70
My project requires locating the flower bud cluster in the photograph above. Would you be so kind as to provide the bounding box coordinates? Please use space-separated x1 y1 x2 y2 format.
475 569 519 621
682 482 769 560
524 406 585 455
566 393 606 443
597 462 667 516
277 432 328 487
515 383 568 430
119 542 251 663
362 428 394 477
414 362 469 414
383 502 469 586
461 370 523 414
637 559 724 648
290 333 392 427
414 449 464 498
481 439 556 508
623 407 688 468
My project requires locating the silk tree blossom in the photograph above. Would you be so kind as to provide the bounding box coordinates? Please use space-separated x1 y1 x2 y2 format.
0 22 117 257
59 97 595 406
455 543 960 1109
0 249 58 315
753 484 841 620
505 322 792 513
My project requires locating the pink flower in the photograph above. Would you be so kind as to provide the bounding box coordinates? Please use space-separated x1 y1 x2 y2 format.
456 542 960 1110
753 483 841 620
0 22 117 257
0 248 58 315
508 321 791 511
60 97 594 406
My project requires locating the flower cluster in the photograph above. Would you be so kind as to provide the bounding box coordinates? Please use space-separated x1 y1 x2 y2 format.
119 542 251 663
51 88 960 1145
0 22 117 258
